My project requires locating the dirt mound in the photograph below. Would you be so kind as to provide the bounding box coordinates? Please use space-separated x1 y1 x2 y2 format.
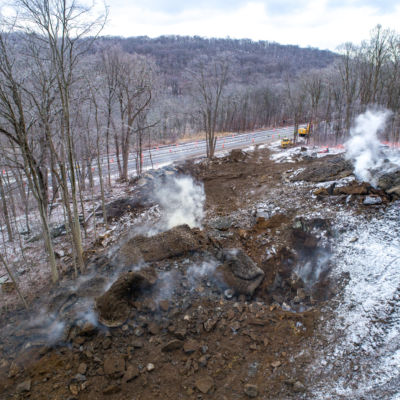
292 155 353 182
114 224 207 267
95 269 156 327
229 148 248 162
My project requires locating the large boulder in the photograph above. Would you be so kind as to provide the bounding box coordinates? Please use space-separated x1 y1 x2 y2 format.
217 249 264 296
113 224 206 267
377 170 400 192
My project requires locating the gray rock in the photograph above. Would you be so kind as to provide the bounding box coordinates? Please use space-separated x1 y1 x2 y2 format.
293 381 305 392
363 196 382 205
377 170 400 191
210 217 232 231
73 373 87 382
134 327 144 337
217 249 264 296
224 289 234 299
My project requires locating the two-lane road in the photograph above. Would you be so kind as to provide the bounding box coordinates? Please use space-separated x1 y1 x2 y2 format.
109 125 296 176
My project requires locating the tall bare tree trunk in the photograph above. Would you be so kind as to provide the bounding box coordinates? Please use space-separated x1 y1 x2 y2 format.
0 175 13 242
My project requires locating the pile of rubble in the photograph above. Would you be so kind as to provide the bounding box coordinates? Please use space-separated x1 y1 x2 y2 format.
2 144 400 399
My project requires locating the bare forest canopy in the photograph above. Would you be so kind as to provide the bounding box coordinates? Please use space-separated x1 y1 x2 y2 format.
92 35 338 88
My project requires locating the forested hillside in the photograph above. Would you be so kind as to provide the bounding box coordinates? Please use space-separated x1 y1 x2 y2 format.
94 36 337 88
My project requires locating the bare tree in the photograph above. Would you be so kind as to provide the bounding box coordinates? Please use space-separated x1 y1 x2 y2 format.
98 46 120 186
302 70 324 133
336 43 360 136
100 49 155 180
0 31 59 282
187 54 230 158
14 0 107 273
285 77 307 143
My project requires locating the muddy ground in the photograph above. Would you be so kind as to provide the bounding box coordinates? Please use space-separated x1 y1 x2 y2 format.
0 145 392 399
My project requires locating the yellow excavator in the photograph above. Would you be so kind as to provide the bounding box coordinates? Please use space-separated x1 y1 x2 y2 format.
281 137 293 148
298 123 311 137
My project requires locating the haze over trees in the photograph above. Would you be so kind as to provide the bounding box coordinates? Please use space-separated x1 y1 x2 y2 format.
0 0 399 305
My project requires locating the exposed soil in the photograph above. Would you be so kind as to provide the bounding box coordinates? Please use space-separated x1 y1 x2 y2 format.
0 145 392 399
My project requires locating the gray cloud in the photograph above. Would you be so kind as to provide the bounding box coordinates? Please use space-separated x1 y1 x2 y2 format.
111 0 310 15
264 0 310 15
110 0 398 17
327 0 398 14
111 0 244 14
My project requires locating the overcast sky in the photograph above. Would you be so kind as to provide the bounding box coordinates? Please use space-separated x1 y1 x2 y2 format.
99 0 399 50
0 0 399 50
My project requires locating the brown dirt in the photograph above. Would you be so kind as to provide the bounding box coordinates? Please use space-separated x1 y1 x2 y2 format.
0 146 380 400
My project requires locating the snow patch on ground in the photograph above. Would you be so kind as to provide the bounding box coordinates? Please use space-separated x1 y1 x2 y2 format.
313 176 355 188
270 145 345 163
309 202 400 399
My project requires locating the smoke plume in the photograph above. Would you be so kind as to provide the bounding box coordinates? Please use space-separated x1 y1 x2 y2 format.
186 260 218 287
345 109 390 183
154 176 205 231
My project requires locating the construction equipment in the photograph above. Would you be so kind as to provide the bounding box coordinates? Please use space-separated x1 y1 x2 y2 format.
298 123 311 137
281 137 293 148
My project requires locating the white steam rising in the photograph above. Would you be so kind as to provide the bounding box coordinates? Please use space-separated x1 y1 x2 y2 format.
186 260 218 287
345 109 390 183
155 176 205 230
296 250 331 287
154 270 180 302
